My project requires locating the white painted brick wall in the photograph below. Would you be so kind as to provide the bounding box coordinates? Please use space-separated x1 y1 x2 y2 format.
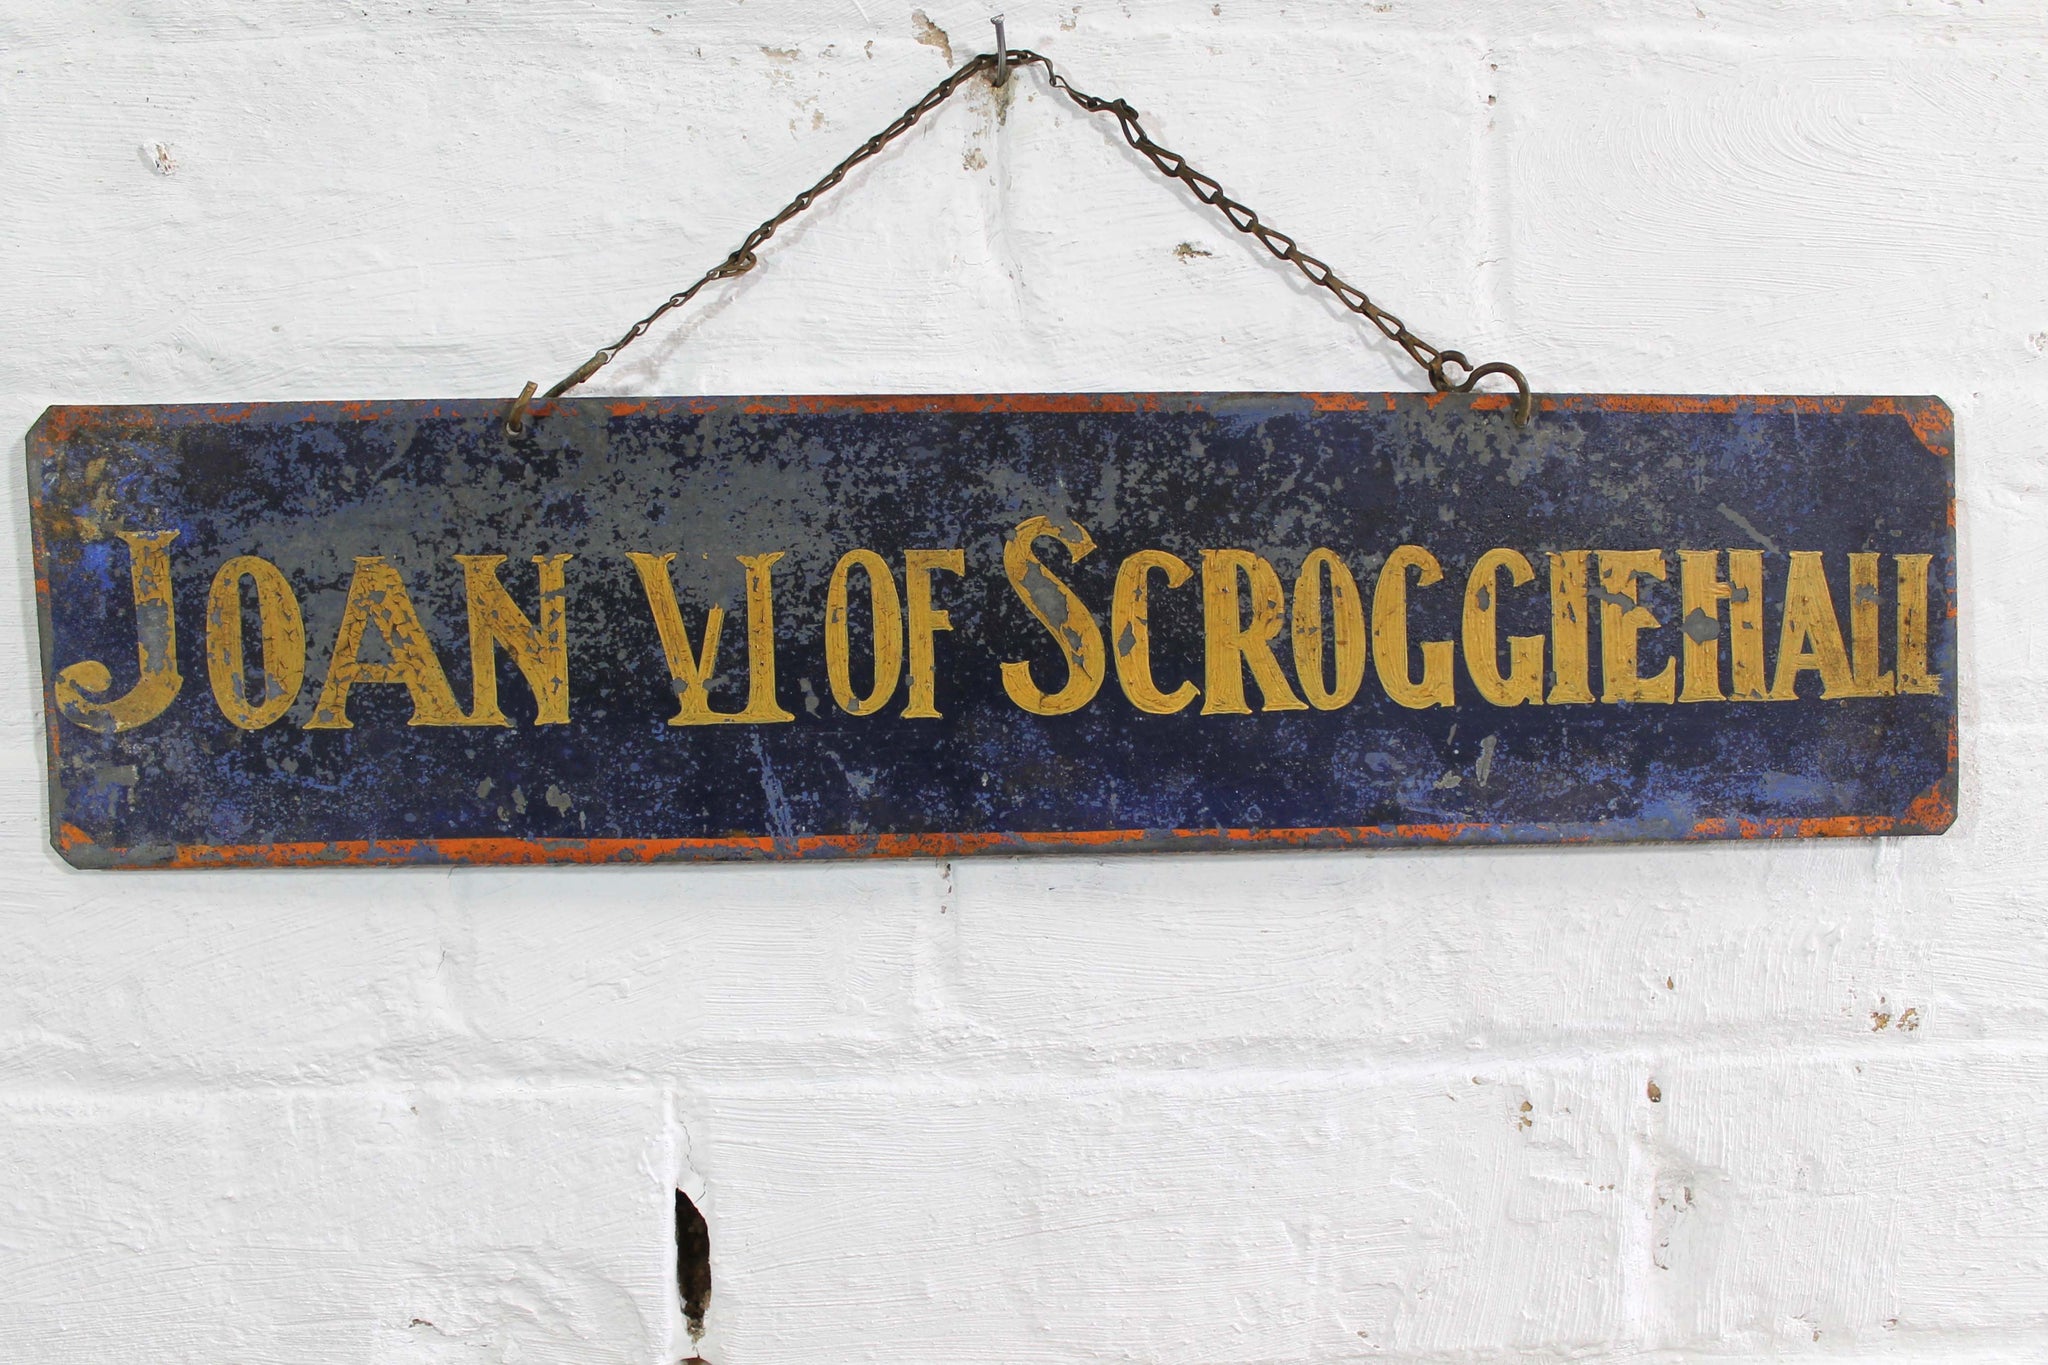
2 2 2042 1360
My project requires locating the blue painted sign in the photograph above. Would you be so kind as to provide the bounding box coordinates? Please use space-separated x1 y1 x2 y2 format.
28 392 1956 868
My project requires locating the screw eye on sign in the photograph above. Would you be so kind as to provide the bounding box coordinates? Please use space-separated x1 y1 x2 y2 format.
27 392 1955 869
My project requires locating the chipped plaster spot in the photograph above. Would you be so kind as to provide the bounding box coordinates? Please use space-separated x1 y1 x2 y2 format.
911 10 953 65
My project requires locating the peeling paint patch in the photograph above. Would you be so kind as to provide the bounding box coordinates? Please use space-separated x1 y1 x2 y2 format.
1717 503 1781 553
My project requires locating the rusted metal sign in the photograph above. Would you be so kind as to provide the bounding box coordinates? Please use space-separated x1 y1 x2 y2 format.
28 392 1955 869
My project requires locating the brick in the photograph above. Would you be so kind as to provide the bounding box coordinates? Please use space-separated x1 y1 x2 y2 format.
0 1086 672 1364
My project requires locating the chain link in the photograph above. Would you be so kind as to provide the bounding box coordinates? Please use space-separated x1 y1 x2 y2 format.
506 49 1532 434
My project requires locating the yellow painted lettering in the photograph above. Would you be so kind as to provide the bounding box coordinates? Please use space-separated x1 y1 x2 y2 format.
1111 549 1198 715
1845 551 1895 697
1596 549 1676 704
1461 547 1543 707
306 556 467 728
456 553 572 726
1896 553 1941 695
55 530 185 733
1676 550 1730 703
825 549 903 716
205 555 305 730
903 549 966 719
1371 544 1455 709
1291 548 1366 711
1728 549 1770 700
1770 551 1856 700
1546 550 1594 705
1001 517 1107 716
1201 549 1307 714
625 551 795 726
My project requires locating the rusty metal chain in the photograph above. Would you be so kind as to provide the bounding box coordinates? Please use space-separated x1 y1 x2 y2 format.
505 48 1533 435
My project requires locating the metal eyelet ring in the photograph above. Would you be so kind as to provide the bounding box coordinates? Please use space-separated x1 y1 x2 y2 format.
1429 353 1534 428
503 381 538 440
1457 361 1535 427
1428 350 1472 393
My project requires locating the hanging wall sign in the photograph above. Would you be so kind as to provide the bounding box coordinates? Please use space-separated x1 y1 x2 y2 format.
28 391 1955 868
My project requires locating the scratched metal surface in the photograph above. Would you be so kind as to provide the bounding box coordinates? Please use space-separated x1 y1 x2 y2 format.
27 392 1956 868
